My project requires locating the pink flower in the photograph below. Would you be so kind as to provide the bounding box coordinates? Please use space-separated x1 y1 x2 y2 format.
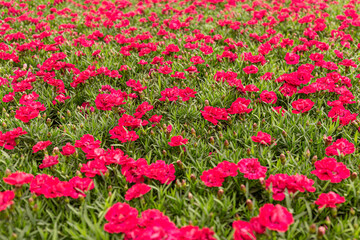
260 90 277 104
61 143 76 156
251 131 275 145
168 136 188 147
32 141 52 153
311 157 350 183
0 190 15 211
201 106 229 125
200 169 225 187
69 176 94 198
284 52 300 65
15 106 39 123
258 204 294 232
39 155 59 169
80 160 108 177
291 99 315 114
266 174 316 201
125 183 151 201
315 192 345 209
233 220 256 240
104 202 139 234
3 172 34 186
237 158 267 179
243 65 258 74
325 138 354 156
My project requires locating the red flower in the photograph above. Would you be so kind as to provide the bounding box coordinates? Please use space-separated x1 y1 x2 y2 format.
258 204 294 232
272 106 286 116
237 158 267 179
260 90 277 104
0 127 27 150
69 176 94 198
0 190 15 211
80 160 108 177
134 102 153 119
311 157 350 183
190 56 205 65
315 192 345 209
15 106 39 123
251 131 275 145
325 138 354 156
61 143 76 156
227 98 253 115
121 158 147 183
3 172 34 187
32 141 52 153
266 174 316 201
232 220 256 240
200 169 225 187
125 183 151 201
109 126 139 143
178 226 216 240
95 93 126 111
29 174 61 198
201 106 229 125
215 161 238 177
144 160 176 185
39 155 59 169
243 65 258 74
75 134 101 154
168 136 188 147
250 217 266 234
284 52 299 65
104 202 139 234
291 99 315 114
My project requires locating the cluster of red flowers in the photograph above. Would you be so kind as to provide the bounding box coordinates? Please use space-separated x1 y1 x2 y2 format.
201 159 267 187
1 0 359 237
233 204 294 239
104 202 216 239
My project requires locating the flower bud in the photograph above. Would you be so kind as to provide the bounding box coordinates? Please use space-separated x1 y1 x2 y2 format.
350 208 355 215
224 140 229 148
282 131 287 137
176 160 183 169
52 147 60 155
252 123 257 130
176 179 182 188
240 184 246 193
280 153 286 164
309 223 317 234
209 137 214 144
205 100 209 106
351 172 357 181
76 171 82 177
190 174 196 181
46 118 51 126
325 216 331 226
317 226 326 238
246 199 253 211
162 150 167 156
219 132 223 139
305 149 310 158
246 148 251 156
5 169 11 177
311 155 318 164
191 128 196 136
188 192 193 200
217 189 224 199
